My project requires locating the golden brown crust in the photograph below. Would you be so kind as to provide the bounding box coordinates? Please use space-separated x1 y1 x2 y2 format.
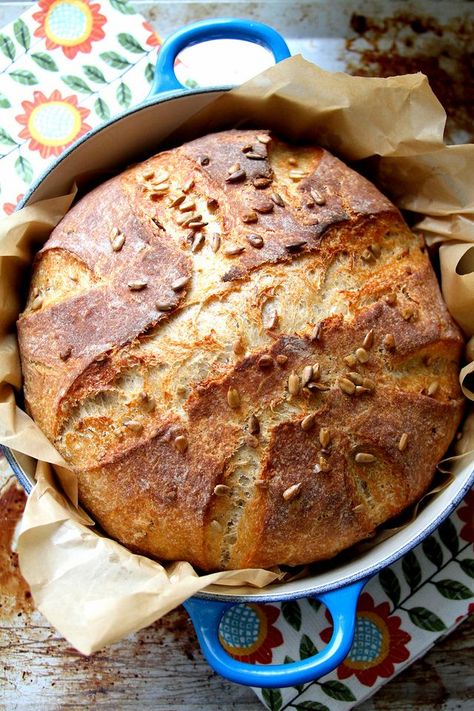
17 130 464 571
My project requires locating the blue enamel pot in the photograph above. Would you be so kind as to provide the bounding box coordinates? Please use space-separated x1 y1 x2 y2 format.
4 18 473 690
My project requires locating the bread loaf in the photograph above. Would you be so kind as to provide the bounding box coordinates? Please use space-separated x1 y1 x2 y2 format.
17 130 464 571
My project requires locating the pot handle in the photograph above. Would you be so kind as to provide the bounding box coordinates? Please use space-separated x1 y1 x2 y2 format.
184 578 367 688
149 18 291 97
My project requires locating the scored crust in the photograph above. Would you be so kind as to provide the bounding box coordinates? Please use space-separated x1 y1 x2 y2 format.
17 130 464 571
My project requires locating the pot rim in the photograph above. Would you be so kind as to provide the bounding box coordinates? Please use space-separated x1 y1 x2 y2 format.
12 86 474 604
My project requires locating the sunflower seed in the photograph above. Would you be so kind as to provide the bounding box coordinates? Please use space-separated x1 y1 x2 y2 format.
355 347 369 363
245 151 266 160
270 192 285 207
384 293 397 305
214 484 231 496
156 301 174 312
310 188 326 206
427 381 439 397
283 482 302 501
210 234 221 253
305 199 315 208
249 414 260 435
241 144 253 153
226 169 246 183
398 432 409 451
191 233 205 253
31 295 43 310
312 363 321 381
109 227 125 251
344 354 358 367
289 170 308 180
253 200 274 214
383 333 396 350
301 413 316 431
319 427 331 448
154 170 169 183
124 420 143 433
255 478 268 488
347 371 363 386
59 346 72 361
253 177 273 189
174 435 188 453
258 354 274 369
318 456 331 472
355 386 371 396
227 387 241 409
241 211 258 224
150 185 170 198
171 275 191 291
307 382 330 392
339 378 356 395
371 243 381 258
188 220 207 230
361 378 375 391
178 199 196 213
224 244 245 256
276 354 288 365
301 365 313 387
355 452 376 464
246 233 264 249
361 248 374 262
198 155 210 166
288 372 301 396
256 134 272 144
210 519 223 532
363 329 374 349
128 280 147 291
245 434 259 448
176 212 197 226
311 323 323 341
182 177 194 193
288 157 297 166
228 162 241 174
170 193 186 208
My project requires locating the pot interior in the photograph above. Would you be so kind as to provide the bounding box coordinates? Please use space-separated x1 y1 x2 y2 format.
21 91 474 602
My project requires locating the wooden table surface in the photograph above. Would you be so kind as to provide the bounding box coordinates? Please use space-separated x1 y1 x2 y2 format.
1 1 473 708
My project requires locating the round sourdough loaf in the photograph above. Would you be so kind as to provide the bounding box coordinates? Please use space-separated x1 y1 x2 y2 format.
17 130 464 571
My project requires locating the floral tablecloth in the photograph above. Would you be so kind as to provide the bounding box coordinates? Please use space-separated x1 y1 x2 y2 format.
0 1 472 709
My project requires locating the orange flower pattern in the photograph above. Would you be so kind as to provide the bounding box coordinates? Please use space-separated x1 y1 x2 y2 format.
33 0 106 59
16 90 91 158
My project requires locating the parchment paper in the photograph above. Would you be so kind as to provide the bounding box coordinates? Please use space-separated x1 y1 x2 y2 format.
1 56 473 655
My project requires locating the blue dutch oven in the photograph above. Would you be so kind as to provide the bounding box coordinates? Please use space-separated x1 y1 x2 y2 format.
3 18 473 690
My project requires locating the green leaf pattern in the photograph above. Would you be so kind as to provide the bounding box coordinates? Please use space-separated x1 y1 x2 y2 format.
0 34 16 61
31 52 58 71
13 19 30 51
118 32 145 54
14 155 33 184
116 82 132 108
299 634 318 660
282 600 302 631
9 69 37 85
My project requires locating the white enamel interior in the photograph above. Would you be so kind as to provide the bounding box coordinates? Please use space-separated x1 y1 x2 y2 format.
22 90 474 601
